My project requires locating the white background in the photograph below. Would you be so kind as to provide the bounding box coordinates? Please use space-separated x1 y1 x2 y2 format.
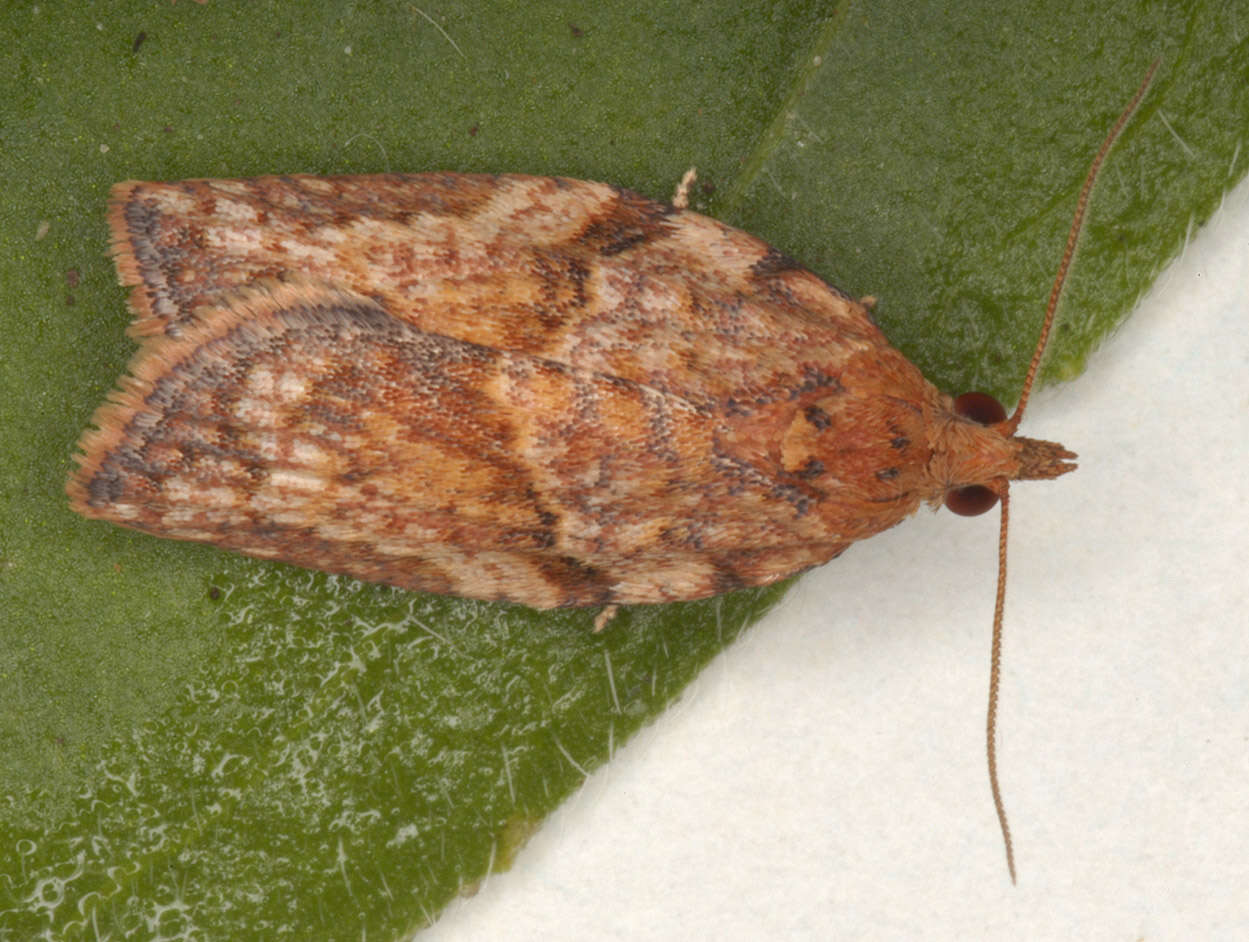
423 176 1249 940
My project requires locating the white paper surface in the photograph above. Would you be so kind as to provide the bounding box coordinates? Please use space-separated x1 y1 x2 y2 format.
422 175 1249 941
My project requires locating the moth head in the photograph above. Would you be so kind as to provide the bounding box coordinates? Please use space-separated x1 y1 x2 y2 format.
940 390 1077 517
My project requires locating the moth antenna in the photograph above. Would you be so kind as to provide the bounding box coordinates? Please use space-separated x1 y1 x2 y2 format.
987 60 1159 885
987 490 1016 883
1006 59 1159 433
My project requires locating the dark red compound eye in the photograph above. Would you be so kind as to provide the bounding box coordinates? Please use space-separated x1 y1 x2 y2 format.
945 391 1008 516
952 391 1007 426
945 484 1000 516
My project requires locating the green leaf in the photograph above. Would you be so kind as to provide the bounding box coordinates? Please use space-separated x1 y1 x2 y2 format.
1 1 1243 937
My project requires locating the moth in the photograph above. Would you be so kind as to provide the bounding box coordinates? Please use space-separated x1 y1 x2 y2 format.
68 67 1157 881
71 168 1075 609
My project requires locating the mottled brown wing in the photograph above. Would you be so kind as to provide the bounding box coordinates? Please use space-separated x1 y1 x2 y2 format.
109 174 887 410
69 279 857 606
72 174 946 607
